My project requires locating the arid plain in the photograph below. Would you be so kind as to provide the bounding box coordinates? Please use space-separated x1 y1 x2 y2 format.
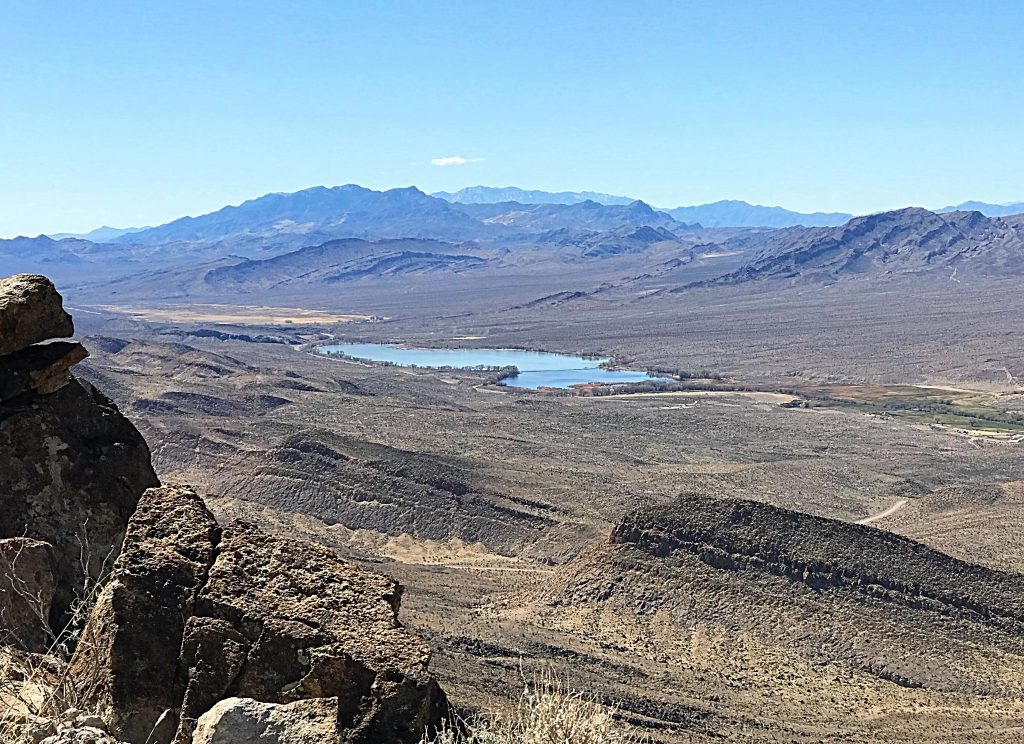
67 245 1024 742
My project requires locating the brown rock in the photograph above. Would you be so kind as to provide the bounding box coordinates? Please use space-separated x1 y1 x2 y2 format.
0 341 89 403
191 697 340 744
0 378 160 628
70 485 447 744
68 486 219 744
0 274 74 356
0 538 59 652
174 521 446 743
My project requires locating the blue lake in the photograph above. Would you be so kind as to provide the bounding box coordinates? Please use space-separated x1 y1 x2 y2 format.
316 343 670 389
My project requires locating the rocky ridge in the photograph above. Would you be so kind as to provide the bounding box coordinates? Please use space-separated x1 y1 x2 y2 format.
543 493 1024 697
701 207 1024 285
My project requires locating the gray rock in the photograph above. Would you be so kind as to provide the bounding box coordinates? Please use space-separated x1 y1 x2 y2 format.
192 697 340 744
0 274 74 356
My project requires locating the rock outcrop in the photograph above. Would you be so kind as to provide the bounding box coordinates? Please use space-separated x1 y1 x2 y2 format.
0 538 58 652
0 274 73 356
0 341 89 403
0 378 159 628
67 486 219 744
192 697 339 744
0 274 158 633
71 486 447 744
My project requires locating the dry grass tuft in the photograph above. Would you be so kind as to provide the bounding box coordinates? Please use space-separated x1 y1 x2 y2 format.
0 528 114 743
424 676 644 744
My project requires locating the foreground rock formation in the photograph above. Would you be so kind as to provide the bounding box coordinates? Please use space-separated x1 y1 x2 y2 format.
0 274 158 639
1 274 448 744
71 486 446 744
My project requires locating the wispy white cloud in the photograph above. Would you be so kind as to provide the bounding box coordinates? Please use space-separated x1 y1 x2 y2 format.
430 155 483 166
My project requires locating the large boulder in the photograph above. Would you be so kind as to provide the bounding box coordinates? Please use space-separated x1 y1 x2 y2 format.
0 537 59 652
192 697 340 744
0 274 73 356
70 486 447 744
0 274 156 628
176 522 447 744
0 341 89 403
0 378 160 627
68 486 219 744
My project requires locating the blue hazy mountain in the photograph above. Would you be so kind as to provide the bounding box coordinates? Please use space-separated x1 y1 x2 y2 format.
433 186 636 206
663 200 852 228
935 201 1024 217
48 225 148 242
117 185 490 245
436 187 851 227
450 199 692 233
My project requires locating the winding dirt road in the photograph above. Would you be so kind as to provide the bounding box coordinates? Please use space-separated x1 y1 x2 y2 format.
856 498 910 525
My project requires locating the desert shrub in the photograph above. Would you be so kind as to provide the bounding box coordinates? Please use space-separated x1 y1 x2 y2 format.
424 678 644 744
0 529 114 742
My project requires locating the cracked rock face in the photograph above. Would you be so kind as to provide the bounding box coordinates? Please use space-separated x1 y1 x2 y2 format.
0 378 160 627
68 486 220 744
0 274 74 356
0 273 158 632
71 486 447 744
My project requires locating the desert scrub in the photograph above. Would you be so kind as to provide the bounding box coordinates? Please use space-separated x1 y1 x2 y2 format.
0 530 115 743
423 678 644 744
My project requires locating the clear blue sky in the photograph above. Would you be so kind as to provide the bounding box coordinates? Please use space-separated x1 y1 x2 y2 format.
2 0 1022 237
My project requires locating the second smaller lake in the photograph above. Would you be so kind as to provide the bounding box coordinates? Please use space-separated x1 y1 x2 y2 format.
316 343 671 390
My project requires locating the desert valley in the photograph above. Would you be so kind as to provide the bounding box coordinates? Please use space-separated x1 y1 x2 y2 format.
4 183 1024 742
4 3 1024 741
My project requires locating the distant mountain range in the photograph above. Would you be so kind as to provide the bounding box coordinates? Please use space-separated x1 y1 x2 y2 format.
114 185 487 245
449 199 691 233
10 184 1024 300
435 186 1024 227
435 186 852 227
703 208 1024 286
662 200 852 228
83 186 698 248
936 201 1024 217
49 225 149 242
41 186 1024 242
432 186 635 206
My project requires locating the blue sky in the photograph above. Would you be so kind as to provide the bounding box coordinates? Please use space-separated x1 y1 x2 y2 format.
2 0 1022 236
